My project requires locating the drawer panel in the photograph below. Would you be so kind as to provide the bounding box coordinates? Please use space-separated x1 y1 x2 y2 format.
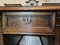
3 12 54 33
7 16 49 28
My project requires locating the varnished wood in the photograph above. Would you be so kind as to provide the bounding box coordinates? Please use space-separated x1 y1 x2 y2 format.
3 31 55 35
51 12 56 29
0 34 3 45
0 6 60 45
0 29 3 45
0 6 60 11
54 27 60 45
2 12 54 34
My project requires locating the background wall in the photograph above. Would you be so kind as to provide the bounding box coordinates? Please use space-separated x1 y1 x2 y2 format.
45 0 60 3
0 0 45 6
0 0 60 6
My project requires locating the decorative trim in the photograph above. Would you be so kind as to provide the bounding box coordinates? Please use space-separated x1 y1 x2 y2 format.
4 4 21 7
26 0 39 6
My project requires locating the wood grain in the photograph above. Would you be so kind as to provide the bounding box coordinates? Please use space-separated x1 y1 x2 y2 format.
0 6 60 45
0 6 60 11
2 12 54 34
3 31 55 35
54 27 60 45
0 34 3 45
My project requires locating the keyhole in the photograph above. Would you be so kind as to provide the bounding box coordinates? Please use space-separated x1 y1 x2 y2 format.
23 17 32 24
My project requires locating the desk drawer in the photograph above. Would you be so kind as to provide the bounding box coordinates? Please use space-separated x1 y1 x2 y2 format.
2 12 55 33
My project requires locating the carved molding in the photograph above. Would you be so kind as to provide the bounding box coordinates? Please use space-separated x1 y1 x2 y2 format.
26 0 39 6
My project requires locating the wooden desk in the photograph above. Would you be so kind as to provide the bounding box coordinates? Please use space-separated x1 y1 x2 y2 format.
0 6 60 45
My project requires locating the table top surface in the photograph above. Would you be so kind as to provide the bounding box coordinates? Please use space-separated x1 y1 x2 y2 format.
0 6 60 11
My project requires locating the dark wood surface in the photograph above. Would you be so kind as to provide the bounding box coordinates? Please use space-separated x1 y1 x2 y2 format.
54 27 60 45
2 12 55 35
0 6 60 45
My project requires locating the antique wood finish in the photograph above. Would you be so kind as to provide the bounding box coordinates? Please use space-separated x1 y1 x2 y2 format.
0 27 3 45
0 13 3 45
0 6 60 11
51 12 56 30
2 12 54 34
54 27 60 45
0 6 60 45
0 33 3 45
55 12 60 45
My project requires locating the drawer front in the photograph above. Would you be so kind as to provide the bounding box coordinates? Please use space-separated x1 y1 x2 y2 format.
3 12 54 33
7 16 49 27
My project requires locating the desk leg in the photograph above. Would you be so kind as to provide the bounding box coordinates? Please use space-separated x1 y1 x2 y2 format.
54 29 59 45
0 34 3 45
17 36 23 45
